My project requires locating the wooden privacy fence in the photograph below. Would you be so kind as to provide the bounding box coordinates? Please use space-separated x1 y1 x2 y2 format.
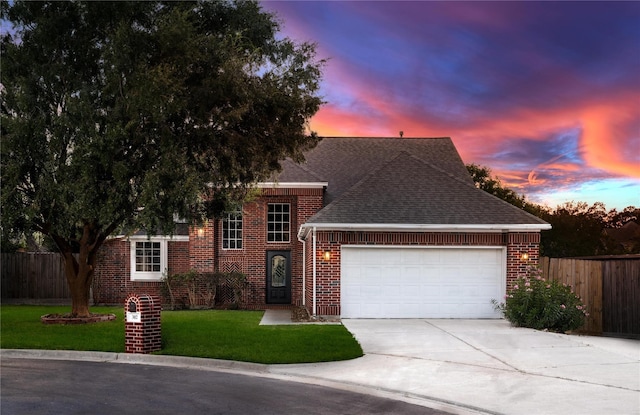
540 256 640 338
1 252 70 300
601 259 640 338
539 257 602 335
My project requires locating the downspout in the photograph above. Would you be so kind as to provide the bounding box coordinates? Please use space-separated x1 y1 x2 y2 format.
312 226 317 317
296 229 306 308
213 219 218 272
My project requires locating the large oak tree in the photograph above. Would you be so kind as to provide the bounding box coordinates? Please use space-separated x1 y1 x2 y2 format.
1 1 324 317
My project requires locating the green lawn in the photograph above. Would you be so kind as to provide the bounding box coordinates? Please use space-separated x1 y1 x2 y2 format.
0 306 363 364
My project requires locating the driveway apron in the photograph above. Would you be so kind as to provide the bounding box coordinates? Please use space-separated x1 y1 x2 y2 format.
271 319 640 415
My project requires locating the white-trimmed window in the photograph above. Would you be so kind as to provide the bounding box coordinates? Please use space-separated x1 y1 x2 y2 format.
267 203 290 243
222 210 243 249
130 238 168 281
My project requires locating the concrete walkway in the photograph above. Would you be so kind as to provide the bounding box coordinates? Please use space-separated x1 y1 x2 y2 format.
259 309 297 325
3 315 639 415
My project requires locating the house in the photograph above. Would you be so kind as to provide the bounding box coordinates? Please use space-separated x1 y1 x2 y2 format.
94 137 551 318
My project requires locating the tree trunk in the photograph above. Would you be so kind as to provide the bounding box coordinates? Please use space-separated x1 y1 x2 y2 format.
57 223 101 318
61 249 95 318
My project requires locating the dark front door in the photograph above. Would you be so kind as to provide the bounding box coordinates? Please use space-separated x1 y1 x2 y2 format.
266 251 291 304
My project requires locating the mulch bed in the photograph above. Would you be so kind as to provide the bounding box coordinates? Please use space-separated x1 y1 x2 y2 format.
41 313 117 325
291 307 341 323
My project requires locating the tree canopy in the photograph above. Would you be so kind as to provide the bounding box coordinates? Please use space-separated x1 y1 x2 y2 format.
466 163 537 213
466 164 640 257
1 0 324 316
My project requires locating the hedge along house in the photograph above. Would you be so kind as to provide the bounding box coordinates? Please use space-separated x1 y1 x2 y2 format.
94 137 551 318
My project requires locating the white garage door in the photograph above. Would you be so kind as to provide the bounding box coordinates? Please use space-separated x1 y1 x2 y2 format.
341 246 505 318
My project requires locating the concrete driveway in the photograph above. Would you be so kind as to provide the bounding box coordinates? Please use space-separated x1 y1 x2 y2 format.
270 319 640 415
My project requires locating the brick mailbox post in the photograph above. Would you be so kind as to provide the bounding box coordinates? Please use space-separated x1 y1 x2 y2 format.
124 294 162 354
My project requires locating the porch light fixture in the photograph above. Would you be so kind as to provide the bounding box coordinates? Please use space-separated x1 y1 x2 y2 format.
322 250 331 261
196 227 205 238
520 252 529 261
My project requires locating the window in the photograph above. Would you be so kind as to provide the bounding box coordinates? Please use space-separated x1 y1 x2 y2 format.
130 238 168 281
222 210 243 249
135 241 161 272
267 203 290 242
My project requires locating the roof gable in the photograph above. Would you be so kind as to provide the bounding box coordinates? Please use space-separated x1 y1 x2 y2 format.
305 151 549 227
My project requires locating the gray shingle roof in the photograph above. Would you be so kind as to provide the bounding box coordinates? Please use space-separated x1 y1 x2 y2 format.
306 151 548 226
275 137 549 229
277 137 471 204
271 159 325 183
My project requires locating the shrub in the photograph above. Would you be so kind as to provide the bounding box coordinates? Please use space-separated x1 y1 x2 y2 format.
493 266 588 333
162 270 247 310
221 271 248 308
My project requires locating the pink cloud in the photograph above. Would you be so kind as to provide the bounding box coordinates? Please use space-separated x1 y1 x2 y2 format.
581 100 640 177
263 0 640 209
310 86 639 194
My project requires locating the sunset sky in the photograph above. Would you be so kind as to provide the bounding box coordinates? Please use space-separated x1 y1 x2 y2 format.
262 1 640 211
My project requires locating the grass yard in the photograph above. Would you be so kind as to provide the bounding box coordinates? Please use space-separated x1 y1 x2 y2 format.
0 306 363 364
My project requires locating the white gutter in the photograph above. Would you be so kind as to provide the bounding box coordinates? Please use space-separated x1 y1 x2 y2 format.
127 234 190 241
300 223 551 233
296 229 306 308
312 226 317 317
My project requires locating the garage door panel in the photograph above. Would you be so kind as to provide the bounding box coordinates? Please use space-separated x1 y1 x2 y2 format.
361 249 383 263
401 284 422 296
422 303 443 315
419 273 440 282
341 247 504 318
361 266 382 280
404 303 423 317
441 284 466 297
471 285 502 297
402 249 428 264
454 303 497 318
386 284 401 297
438 249 460 262
342 265 361 280
453 284 498 297
360 285 383 298
343 285 362 300
476 268 501 280
401 266 423 280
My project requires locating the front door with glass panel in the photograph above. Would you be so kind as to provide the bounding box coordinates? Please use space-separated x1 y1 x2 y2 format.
266 251 291 304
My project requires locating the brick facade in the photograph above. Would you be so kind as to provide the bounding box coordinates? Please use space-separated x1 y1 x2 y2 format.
506 232 541 286
94 239 190 304
94 190 541 316
94 187 324 309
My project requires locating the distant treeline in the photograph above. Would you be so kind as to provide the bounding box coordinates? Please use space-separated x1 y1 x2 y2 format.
467 164 639 257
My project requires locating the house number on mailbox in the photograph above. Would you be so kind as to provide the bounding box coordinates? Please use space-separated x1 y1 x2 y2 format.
126 301 141 323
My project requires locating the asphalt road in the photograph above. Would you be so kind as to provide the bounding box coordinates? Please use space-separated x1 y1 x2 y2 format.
1 358 447 415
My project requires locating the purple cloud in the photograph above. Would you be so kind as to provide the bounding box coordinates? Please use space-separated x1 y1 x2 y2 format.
263 1 640 209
